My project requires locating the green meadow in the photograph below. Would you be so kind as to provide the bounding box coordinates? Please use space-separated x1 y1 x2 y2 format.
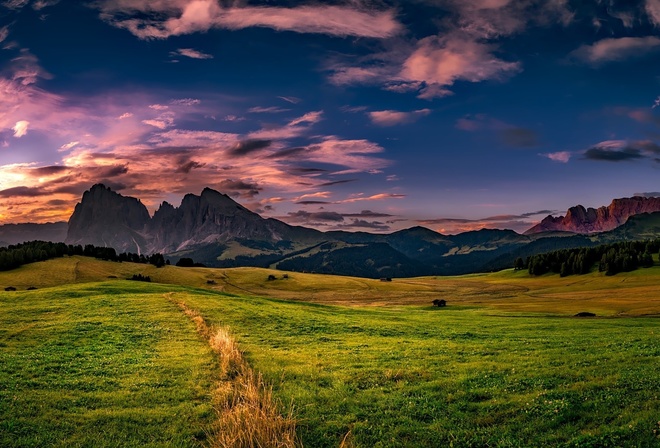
0 257 659 447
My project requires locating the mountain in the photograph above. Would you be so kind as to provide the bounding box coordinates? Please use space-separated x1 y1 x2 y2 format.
525 196 660 234
61 185 660 278
0 222 68 247
66 184 151 253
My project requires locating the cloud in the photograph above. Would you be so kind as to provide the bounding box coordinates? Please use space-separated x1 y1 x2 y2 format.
0 185 43 197
59 141 79 152
248 111 323 140
12 120 29 137
368 109 431 126
646 0 660 26
96 1 401 39
217 179 262 198
3 0 29 10
338 219 389 230
118 112 133 119
340 193 405 203
227 139 272 157
286 210 344 223
570 37 660 65
344 210 393 218
171 98 201 106
500 127 538 147
418 209 556 234
175 160 204 173
541 151 571 163
248 106 290 114
171 48 213 59
400 36 520 98
318 179 357 187
278 96 300 104
583 141 646 161
634 191 660 197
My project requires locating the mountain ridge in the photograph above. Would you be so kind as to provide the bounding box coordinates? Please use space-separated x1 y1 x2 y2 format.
5 184 660 278
525 196 660 234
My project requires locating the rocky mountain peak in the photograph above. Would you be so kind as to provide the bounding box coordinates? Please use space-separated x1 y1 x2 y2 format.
525 196 660 234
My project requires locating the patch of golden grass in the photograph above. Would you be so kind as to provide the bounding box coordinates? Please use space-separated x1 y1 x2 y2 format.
172 297 300 448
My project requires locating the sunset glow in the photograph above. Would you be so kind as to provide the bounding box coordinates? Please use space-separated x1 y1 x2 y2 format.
1 1 660 233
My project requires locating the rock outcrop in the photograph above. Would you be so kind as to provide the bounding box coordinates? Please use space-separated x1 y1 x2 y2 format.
525 196 660 234
66 184 151 253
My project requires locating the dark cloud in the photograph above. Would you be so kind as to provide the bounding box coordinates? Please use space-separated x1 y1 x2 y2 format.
500 128 539 148
0 186 44 197
338 219 390 230
46 199 69 206
318 179 357 187
287 210 344 222
296 200 332 205
176 160 205 173
216 179 262 198
30 165 69 176
584 146 644 161
267 147 309 159
98 164 129 177
344 210 393 218
228 139 272 157
633 192 660 197
288 167 328 174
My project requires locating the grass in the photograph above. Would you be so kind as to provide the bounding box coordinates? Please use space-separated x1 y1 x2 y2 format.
1 257 660 446
175 290 660 447
173 299 299 448
0 282 216 447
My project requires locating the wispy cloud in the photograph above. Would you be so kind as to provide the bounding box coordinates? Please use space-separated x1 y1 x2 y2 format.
248 106 290 114
368 109 431 126
96 1 401 39
171 48 213 59
541 151 571 163
570 37 660 65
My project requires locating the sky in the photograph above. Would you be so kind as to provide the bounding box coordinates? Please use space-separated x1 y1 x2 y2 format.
1 0 660 234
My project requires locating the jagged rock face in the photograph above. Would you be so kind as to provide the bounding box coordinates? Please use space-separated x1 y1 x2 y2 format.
66 184 151 253
525 196 660 234
147 188 292 253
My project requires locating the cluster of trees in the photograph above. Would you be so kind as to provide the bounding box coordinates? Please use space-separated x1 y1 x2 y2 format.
174 257 206 268
0 241 168 272
516 239 660 277
129 274 151 282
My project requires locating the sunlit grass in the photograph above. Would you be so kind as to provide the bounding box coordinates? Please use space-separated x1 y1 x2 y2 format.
1 257 659 446
0 282 215 447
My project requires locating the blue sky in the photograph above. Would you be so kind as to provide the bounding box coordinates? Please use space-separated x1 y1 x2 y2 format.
1 0 660 233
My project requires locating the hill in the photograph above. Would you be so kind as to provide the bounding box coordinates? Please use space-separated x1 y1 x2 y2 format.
2 256 659 316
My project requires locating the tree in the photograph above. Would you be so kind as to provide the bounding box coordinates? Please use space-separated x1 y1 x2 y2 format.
513 257 524 271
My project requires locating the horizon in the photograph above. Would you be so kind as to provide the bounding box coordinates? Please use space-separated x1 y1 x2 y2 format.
2 1 660 233
5 182 660 237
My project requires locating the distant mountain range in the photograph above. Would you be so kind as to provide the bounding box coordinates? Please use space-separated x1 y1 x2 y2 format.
525 196 660 234
2 184 660 278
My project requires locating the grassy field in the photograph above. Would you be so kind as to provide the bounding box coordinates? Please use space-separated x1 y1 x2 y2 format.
1 257 659 446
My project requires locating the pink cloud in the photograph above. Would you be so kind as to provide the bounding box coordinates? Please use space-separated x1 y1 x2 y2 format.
541 151 571 163
368 109 431 126
646 0 660 26
97 1 401 39
172 48 213 59
401 36 520 97
570 37 660 65
12 120 29 137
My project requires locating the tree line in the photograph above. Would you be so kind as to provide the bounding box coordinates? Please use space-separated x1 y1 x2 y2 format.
0 241 168 272
515 239 660 277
